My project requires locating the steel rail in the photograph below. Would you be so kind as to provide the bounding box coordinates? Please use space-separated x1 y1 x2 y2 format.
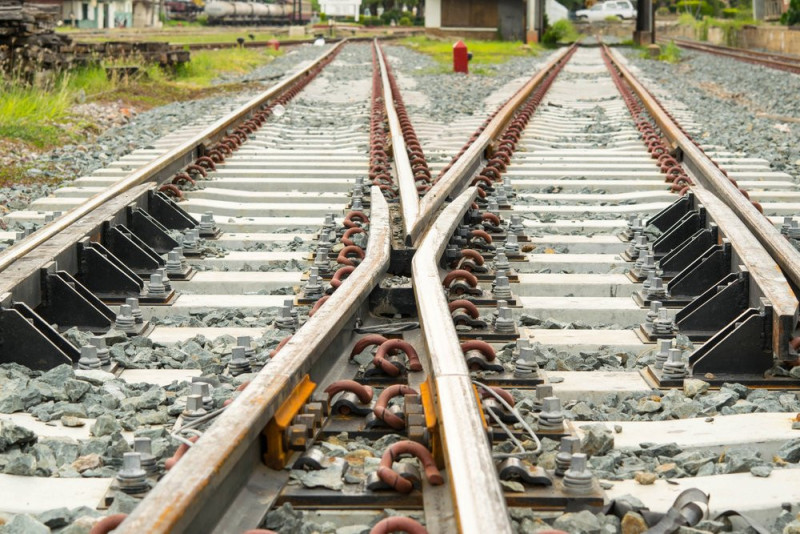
0 40 346 276
664 38 800 74
605 47 800 292
374 39 418 241
116 187 392 533
604 45 799 358
412 186 513 534
408 45 575 247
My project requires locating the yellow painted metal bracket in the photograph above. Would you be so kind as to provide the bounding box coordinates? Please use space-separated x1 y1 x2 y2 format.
263 374 316 469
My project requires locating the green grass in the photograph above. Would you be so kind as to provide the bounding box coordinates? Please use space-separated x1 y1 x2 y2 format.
0 79 74 148
542 20 582 46
638 40 683 63
400 36 543 74
175 47 279 85
0 47 281 152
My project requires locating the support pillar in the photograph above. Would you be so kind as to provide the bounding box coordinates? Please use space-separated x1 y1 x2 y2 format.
527 0 545 43
633 0 655 45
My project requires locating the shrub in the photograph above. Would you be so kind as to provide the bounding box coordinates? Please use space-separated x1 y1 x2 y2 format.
398 16 413 26
781 0 800 25
541 19 580 46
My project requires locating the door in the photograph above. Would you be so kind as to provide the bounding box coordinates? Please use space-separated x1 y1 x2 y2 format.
498 0 524 40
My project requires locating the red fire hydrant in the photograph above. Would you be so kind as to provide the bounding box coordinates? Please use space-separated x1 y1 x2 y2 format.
453 41 468 74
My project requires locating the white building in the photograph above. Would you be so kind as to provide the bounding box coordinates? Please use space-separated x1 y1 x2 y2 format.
61 0 161 28
319 0 362 21
425 0 566 42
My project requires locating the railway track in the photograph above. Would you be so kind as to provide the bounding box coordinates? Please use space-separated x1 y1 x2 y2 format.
662 37 800 74
1 39 800 534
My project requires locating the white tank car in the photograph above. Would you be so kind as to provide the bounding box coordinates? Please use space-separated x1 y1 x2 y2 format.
206 1 292 21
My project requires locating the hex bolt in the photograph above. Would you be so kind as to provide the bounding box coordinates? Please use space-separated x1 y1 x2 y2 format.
555 436 581 477
646 300 662 325
115 304 136 331
493 275 512 300
191 381 213 410
78 345 101 370
642 268 656 291
653 308 675 335
147 273 166 297
199 212 215 232
509 215 524 236
646 276 667 299
133 437 158 477
534 384 553 408
304 268 324 299
228 346 252 376
117 452 149 494
642 252 656 271
514 349 539 378
14 231 25 241
494 251 511 272
284 299 298 320
662 348 688 379
182 394 207 423
237 335 255 360
89 335 110 366
487 198 500 212
495 187 508 205
504 234 520 255
125 297 144 324
44 213 54 223
351 196 364 211
654 338 672 370
538 397 565 430
275 304 296 330
494 306 515 333
313 248 331 276
563 453 594 493
154 268 172 292
165 250 184 275
182 229 197 250
492 299 508 327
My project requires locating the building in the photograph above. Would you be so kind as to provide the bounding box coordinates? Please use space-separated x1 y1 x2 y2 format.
424 0 567 42
319 0 362 21
61 0 162 28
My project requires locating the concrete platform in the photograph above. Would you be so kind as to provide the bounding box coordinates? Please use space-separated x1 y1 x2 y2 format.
520 253 629 273
606 469 800 524
574 413 798 458
149 326 269 345
516 296 654 325
544 371 651 403
141 294 286 318
0 474 112 514
521 328 645 353
191 251 308 270
173 271 302 293
516 273 637 297
118 369 202 386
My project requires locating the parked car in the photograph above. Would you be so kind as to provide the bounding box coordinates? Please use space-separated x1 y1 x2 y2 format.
575 1 637 21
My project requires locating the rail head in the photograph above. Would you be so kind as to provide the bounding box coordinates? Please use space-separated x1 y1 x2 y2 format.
412 186 513 534
117 187 391 533
409 45 574 247
605 46 800 293
374 39 418 242
0 40 347 275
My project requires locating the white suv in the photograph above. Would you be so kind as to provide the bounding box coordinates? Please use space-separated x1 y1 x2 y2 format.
575 1 637 21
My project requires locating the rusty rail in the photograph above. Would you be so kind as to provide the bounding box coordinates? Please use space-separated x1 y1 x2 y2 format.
412 186 513 533
604 45 799 360
663 38 800 74
408 45 576 246
116 188 392 533
0 40 346 280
